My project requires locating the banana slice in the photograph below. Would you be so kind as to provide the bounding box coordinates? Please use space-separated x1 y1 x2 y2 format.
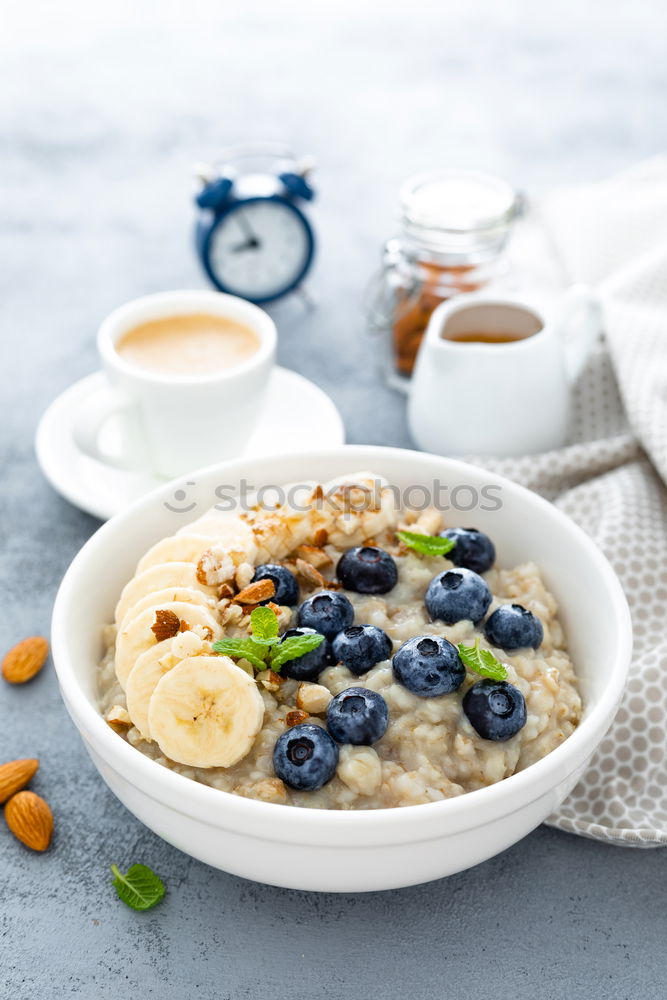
125 643 175 740
177 511 256 550
148 655 265 768
124 629 205 739
135 534 217 575
119 586 215 634
115 562 215 624
115 602 221 689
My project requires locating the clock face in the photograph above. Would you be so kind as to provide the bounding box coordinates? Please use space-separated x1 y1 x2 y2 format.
207 199 313 301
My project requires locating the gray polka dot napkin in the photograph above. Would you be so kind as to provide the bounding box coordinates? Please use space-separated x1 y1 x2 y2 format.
477 159 667 845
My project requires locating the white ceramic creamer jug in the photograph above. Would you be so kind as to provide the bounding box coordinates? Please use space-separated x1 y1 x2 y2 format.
408 285 601 457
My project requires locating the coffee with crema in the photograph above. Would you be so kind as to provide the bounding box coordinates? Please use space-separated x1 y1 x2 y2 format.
116 313 260 376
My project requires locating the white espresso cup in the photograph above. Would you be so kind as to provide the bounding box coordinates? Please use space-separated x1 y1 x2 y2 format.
74 290 277 479
408 285 602 457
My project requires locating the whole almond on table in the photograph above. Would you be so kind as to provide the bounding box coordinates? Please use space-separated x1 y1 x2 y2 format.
0 759 39 803
2 636 49 684
4 790 53 851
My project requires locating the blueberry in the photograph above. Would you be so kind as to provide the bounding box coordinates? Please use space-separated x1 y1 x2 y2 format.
425 568 491 625
462 680 527 741
279 627 332 681
484 604 544 651
392 635 465 697
326 687 389 745
331 625 393 676
252 563 299 606
273 724 339 790
440 527 496 574
336 546 398 595
297 590 354 639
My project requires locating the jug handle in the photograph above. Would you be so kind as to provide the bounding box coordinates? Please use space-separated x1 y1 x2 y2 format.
557 284 602 384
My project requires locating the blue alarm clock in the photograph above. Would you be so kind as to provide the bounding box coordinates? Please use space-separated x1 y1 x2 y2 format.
194 144 316 304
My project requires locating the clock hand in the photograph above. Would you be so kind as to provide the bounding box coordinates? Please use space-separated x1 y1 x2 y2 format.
231 237 261 253
234 210 260 244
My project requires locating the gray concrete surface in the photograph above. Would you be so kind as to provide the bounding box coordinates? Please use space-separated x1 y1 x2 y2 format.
2 1 667 996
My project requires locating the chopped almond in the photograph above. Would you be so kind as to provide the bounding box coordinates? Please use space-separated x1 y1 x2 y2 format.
296 682 332 714
151 609 180 642
296 545 332 569
221 604 243 626
235 562 255 590
258 669 283 692
105 705 132 728
196 553 212 586
285 709 309 727
234 579 275 604
295 559 328 589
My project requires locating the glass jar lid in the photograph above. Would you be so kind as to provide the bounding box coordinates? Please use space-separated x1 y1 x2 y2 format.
399 169 520 259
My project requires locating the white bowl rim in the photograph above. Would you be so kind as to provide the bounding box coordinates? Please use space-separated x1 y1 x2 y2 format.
51 445 632 843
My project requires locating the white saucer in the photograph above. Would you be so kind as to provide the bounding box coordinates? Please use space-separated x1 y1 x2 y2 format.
36 367 345 521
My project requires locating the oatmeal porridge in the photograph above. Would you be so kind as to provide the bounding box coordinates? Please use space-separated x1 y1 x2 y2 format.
99 473 581 810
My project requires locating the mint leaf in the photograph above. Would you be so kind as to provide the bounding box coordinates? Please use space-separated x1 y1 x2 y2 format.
212 605 322 674
111 863 165 911
457 638 508 681
397 530 455 557
212 607 282 669
212 638 268 671
250 606 279 641
270 633 325 672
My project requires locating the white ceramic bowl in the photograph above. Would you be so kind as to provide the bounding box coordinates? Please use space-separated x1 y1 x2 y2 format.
52 446 632 892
